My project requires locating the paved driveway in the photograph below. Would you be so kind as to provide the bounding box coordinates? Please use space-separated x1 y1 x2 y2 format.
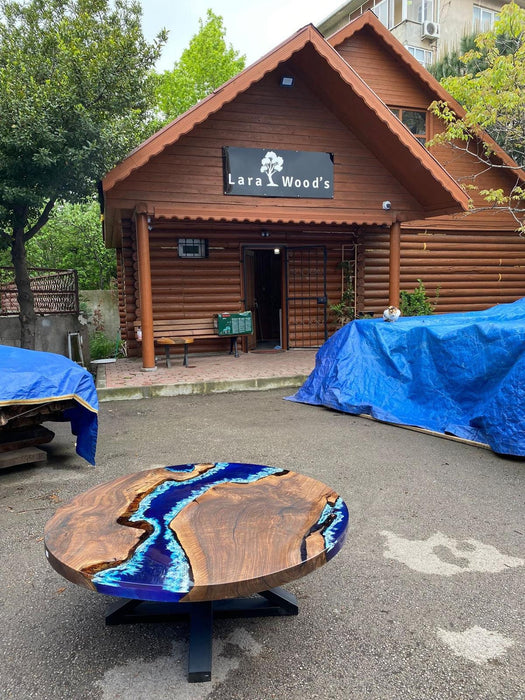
1 389 524 699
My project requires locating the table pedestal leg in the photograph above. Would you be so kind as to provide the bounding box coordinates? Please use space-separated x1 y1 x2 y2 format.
188 601 213 682
105 586 298 683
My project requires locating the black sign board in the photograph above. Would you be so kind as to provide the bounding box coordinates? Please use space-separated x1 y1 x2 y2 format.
223 146 334 199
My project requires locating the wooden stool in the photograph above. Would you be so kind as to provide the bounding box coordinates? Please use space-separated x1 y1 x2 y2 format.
157 337 194 368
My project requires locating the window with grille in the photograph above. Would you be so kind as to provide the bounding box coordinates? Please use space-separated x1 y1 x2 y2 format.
177 239 209 258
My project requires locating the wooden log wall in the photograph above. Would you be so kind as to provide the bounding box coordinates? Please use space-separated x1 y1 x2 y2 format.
122 224 356 357
334 26 525 316
360 228 525 316
120 219 525 356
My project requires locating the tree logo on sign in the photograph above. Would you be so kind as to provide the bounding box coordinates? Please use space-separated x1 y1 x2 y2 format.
260 151 284 187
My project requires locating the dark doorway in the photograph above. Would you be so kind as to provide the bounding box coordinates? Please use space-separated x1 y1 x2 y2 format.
250 249 283 349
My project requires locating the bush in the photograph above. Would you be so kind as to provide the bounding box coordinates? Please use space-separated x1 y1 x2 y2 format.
89 331 118 360
400 279 439 316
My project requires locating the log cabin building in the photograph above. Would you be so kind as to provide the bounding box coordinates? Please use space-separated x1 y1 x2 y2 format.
101 12 525 369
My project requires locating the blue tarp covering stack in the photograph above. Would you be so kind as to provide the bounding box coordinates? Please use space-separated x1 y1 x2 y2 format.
288 299 525 456
0 345 98 464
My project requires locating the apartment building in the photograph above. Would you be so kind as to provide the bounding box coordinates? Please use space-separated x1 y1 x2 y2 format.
318 0 525 68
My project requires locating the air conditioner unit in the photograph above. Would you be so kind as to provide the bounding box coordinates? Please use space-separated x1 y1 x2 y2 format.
421 21 440 39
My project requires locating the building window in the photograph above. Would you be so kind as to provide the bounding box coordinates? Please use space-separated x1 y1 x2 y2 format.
418 0 434 22
473 5 498 31
390 108 427 145
373 0 435 28
406 45 433 69
405 0 434 23
373 0 389 27
178 238 209 258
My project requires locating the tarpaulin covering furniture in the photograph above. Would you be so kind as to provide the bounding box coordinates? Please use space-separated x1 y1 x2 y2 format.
288 299 525 456
0 345 98 464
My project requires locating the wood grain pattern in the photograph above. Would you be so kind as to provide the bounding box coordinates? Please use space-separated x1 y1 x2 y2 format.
44 463 348 602
44 463 216 590
173 472 338 601
359 228 525 316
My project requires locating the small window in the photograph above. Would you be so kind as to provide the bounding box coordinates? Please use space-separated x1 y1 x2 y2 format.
390 107 427 145
473 5 498 31
178 238 209 258
406 45 433 69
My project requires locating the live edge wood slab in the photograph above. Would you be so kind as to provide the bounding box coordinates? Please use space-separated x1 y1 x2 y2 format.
44 462 348 681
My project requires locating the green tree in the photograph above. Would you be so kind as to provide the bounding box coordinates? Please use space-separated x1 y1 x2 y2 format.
429 3 525 231
0 0 166 348
8 200 116 289
156 9 245 121
430 29 520 81
429 33 483 81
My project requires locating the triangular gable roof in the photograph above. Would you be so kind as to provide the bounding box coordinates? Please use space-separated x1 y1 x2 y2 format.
327 10 525 181
102 23 468 220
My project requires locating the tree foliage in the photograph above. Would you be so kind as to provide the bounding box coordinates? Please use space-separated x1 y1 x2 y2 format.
429 33 484 81
0 200 116 289
155 9 245 121
429 2 525 231
0 0 166 347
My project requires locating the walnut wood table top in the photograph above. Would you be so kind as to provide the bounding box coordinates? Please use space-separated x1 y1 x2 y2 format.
44 462 348 603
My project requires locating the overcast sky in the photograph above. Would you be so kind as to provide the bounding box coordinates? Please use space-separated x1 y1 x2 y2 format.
140 0 345 71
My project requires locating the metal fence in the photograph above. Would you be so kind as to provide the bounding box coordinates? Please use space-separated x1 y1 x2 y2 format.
0 268 79 316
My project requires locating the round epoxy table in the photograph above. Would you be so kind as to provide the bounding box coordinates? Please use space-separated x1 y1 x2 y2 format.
44 462 348 682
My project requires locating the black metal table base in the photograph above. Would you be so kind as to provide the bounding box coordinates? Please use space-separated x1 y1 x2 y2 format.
105 586 299 683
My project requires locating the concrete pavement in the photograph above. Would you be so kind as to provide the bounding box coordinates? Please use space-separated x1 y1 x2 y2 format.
1 388 524 699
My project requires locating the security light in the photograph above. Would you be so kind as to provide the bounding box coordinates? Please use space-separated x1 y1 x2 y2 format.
280 76 294 87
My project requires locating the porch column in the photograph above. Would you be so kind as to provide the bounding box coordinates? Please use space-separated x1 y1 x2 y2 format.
136 207 156 370
389 220 401 307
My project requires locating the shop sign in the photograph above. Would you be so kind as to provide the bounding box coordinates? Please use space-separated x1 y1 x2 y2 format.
223 147 334 198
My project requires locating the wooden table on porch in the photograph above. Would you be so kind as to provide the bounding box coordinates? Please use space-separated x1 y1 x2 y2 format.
44 462 348 682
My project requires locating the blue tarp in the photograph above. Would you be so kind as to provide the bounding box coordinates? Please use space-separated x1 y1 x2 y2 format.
288 299 525 456
0 345 98 464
